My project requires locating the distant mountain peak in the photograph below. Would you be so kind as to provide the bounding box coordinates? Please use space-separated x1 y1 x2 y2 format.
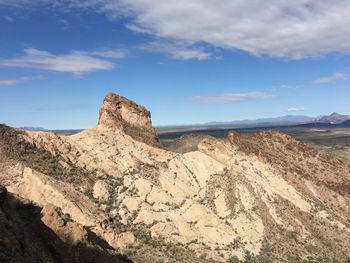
330 112 341 116
317 112 350 124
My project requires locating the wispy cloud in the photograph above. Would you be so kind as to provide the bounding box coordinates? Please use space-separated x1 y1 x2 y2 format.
3 15 14 22
192 92 275 104
140 42 211 60
89 49 128 59
0 48 120 75
313 72 350 84
5 1 350 59
55 18 70 29
287 107 305 112
0 75 44 87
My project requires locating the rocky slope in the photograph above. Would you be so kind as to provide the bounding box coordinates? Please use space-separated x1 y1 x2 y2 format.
1 93 350 263
0 185 131 263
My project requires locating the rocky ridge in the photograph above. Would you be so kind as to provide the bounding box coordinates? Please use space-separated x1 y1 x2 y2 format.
1 93 350 262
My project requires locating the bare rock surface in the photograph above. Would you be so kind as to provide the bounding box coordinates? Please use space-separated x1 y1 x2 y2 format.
98 93 159 147
93 180 111 201
1 93 350 262
0 185 131 263
41 203 89 245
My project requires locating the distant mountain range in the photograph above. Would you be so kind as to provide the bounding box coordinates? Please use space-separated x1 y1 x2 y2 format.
205 112 350 127
18 112 350 132
297 118 350 128
204 115 315 126
18 127 48 132
316 112 350 124
158 112 350 131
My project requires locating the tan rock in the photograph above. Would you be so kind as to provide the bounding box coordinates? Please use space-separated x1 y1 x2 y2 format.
98 92 159 146
41 203 88 245
93 180 110 201
2 93 350 262
115 231 136 248
122 196 140 212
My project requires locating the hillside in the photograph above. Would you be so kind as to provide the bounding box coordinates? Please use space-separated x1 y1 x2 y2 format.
0 185 131 263
1 93 350 263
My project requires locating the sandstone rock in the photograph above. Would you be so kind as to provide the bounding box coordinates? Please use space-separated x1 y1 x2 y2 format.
227 130 240 144
41 203 88 245
93 180 110 201
98 92 159 146
2 93 350 263
115 231 136 248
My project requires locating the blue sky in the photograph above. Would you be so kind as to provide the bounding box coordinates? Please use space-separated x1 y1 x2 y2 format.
0 1 349 129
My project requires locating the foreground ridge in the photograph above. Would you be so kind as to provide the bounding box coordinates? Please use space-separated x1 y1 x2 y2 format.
1 93 350 263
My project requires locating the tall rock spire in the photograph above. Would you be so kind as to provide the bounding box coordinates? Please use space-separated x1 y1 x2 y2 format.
98 93 159 146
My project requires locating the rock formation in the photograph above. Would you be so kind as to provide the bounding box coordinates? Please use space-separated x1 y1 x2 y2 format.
0 185 131 263
98 93 159 146
1 92 350 263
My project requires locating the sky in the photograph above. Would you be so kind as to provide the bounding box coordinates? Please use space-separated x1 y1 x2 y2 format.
0 0 349 129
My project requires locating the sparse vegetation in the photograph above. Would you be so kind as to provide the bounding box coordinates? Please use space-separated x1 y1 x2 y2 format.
2 93 350 263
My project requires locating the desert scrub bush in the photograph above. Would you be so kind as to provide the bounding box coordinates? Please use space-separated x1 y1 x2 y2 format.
243 251 257 263
310 203 327 214
229 237 242 249
84 188 93 198
227 256 240 263
117 184 128 194
110 219 128 234
127 186 139 197
285 230 298 241
132 225 160 247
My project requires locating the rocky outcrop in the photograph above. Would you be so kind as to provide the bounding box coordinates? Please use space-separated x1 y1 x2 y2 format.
0 185 131 263
41 204 88 245
93 180 111 201
98 93 159 146
1 93 350 262
164 134 214 153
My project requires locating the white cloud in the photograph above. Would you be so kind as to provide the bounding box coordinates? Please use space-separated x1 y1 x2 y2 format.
116 0 350 59
139 42 211 60
89 49 128 59
192 92 275 104
0 75 44 87
287 107 305 112
3 1 350 59
0 48 115 75
313 72 350 84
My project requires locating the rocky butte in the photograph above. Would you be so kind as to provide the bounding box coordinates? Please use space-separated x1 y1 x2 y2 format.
1 92 350 263
98 93 160 147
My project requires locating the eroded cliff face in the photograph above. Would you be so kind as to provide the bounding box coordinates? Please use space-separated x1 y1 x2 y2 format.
1 93 350 263
98 93 159 147
0 185 130 263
